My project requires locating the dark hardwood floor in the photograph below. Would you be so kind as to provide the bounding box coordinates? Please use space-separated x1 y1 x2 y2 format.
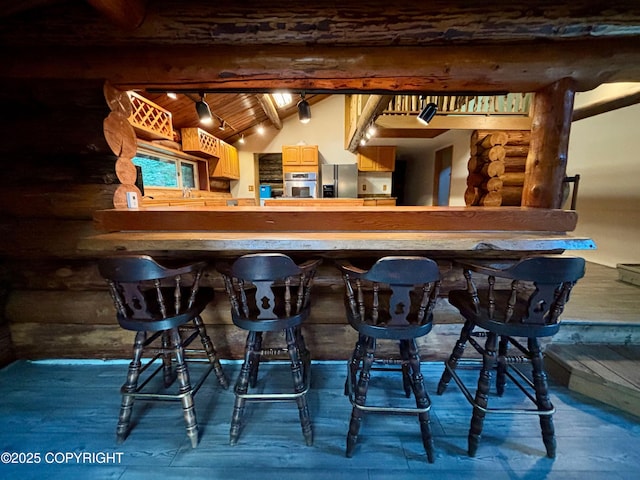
1 359 639 480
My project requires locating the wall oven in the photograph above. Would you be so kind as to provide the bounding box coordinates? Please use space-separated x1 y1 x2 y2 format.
284 172 318 198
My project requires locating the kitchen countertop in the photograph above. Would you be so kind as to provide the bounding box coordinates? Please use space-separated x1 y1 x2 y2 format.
80 206 595 258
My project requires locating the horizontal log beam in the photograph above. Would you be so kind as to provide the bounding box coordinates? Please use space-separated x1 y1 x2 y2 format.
3 2 640 47
2 40 640 93
91 206 578 233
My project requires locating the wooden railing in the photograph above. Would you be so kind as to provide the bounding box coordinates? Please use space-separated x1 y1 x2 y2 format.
383 93 533 116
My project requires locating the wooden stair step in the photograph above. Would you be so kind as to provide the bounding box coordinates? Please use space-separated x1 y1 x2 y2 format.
545 344 640 418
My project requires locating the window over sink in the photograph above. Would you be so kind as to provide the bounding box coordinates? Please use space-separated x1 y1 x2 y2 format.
133 145 200 190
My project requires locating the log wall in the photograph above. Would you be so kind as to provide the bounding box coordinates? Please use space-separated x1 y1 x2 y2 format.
465 130 530 207
0 80 117 366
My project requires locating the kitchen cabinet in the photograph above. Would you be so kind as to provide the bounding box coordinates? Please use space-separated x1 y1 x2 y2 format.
210 140 239 180
282 145 318 166
357 146 396 172
181 127 220 158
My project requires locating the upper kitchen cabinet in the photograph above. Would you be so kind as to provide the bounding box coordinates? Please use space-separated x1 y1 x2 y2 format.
357 146 396 172
210 140 240 180
282 145 319 166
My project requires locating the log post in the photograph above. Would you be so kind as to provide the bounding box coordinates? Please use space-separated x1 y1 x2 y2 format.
522 78 575 208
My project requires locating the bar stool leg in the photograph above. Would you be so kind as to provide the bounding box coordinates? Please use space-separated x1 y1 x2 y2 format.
295 325 311 369
117 330 146 444
399 340 412 398
248 332 263 388
346 335 375 458
170 328 199 448
286 328 313 446
230 331 258 445
192 314 228 389
345 334 365 396
468 331 497 457
496 336 510 396
529 337 556 458
161 331 176 388
437 319 474 395
406 339 435 463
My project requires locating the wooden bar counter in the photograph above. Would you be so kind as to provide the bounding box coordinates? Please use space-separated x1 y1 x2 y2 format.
80 206 596 258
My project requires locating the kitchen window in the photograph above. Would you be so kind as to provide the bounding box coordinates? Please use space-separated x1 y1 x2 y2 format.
133 149 199 190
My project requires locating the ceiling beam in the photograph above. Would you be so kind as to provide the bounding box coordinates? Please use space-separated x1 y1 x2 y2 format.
256 94 283 130
4 2 640 46
86 0 146 31
3 40 640 94
346 95 394 152
572 91 640 121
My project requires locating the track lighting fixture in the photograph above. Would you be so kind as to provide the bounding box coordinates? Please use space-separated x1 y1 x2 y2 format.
417 102 438 125
195 93 213 125
297 92 311 124
239 134 245 144
219 120 226 131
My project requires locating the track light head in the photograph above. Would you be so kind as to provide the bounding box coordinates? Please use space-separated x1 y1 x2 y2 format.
417 102 438 125
297 93 311 124
195 93 213 125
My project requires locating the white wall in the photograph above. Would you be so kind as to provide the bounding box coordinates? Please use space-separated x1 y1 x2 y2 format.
402 130 471 206
567 102 640 267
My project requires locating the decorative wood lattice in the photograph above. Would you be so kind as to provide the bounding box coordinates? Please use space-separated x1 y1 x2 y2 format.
181 128 220 158
127 91 174 140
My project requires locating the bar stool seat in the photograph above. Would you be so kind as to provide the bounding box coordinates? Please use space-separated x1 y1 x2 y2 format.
437 255 585 458
217 253 321 446
98 255 229 448
337 256 441 463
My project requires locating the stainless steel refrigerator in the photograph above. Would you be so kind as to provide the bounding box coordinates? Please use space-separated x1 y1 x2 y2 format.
321 164 358 198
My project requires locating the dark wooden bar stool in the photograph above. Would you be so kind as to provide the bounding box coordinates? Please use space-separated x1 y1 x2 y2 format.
217 253 321 446
437 256 585 458
337 256 441 463
98 255 229 448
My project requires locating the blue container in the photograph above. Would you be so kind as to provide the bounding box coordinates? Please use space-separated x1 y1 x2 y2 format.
259 185 272 198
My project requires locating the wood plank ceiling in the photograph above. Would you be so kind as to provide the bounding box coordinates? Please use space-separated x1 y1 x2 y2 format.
141 92 328 144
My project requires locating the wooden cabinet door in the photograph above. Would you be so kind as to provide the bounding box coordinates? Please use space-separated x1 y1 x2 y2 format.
210 141 239 179
376 146 396 172
300 145 318 165
357 147 378 171
210 143 227 177
282 145 301 165
228 145 240 179
357 146 396 171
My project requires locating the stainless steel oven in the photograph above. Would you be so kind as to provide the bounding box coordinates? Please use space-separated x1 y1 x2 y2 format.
284 172 318 198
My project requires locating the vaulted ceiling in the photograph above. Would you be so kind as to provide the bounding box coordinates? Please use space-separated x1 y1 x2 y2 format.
140 92 328 144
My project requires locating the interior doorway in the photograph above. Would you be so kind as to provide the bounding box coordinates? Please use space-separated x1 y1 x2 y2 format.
433 146 453 206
